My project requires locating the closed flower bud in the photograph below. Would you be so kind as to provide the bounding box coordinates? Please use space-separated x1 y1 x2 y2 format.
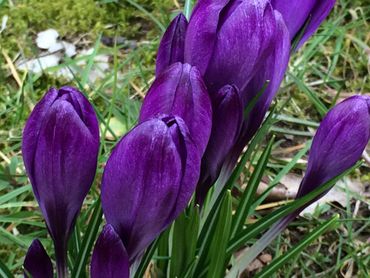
197 85 243 203
101 116 200 262
139 62 212 155
22 86 100 276
297 95 370 199
184 0 278 94
91 225 130 278
156 13 188 76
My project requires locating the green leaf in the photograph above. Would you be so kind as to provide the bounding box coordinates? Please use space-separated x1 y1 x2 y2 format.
227 161 361 256
134 238 160 278
184 0 194 20
255 215 339 278
205 191 232 278
71 198 103 278
125 0 165 31
0 185 32 205
170 205 200 278
288 72 328 116
250 140 311 211
156 228 170 277
0 259 13 278
0 226 29 248
231 136 274 238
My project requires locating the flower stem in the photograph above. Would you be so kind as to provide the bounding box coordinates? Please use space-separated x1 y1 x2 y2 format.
55 242 69 278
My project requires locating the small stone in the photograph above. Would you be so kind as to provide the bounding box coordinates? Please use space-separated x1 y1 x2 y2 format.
17 54 61 74
36 29 59 49
259 253 272 264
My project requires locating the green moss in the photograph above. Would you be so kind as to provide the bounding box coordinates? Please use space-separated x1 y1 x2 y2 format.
0 0 175 55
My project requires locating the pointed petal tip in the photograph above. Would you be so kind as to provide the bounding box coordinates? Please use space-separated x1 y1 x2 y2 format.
24 239 53 278
91 224 130 278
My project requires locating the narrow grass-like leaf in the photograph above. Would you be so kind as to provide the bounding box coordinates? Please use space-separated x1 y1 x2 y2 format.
156 228 170 276
255 215 339 278
81 37 101 86
125 0 165 31
71 198 103 278
227 161 361 256
205 191 232 278
0 185 31 205
231 136 274 238
288 72 328 116
170 205 200 278
0 259 12 278
184 0 194 20
251 141 311 211
134 238 160 278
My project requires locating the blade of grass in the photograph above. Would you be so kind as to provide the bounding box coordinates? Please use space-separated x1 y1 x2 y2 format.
205 191 232 278
255 214 339 278
226 161 361 257
71 198 103 278
231 136 274 238
0 259 12 278
134 238 160 278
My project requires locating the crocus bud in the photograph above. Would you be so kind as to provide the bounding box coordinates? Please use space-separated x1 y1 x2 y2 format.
24 239 53 278
297 95 370 199
91 225 129 278
156 13 188 76
226 10 291 168
101 116 200 262
231 96 370 271
271 0 336 48
184 0 278 94
202 11 290 193
22 87 100 276
139 62 212 155
196 85 243 203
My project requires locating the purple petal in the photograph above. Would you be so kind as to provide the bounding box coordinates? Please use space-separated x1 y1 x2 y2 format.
240 11 290 140
102 116 200 262
298 0 336 48
184 0 230 75
297 95 370 198
197 85 243 203
271 0 316 40
22 86 100 267
203 0 277 94
220 11 290 185
271 0 336 48
139 63 212 155
24 239 53 278
156 13 188 76
91 225 129 278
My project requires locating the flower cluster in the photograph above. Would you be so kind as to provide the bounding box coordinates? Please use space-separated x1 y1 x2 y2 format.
21 0 370 277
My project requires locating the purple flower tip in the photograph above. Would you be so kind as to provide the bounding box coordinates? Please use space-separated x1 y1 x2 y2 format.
91 225 130 278
24 239 53 278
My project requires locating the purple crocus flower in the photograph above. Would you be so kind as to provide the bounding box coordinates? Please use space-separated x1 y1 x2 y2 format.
271 0 336 48
156 14 188 76
196 84 243 203
219 10 291 183
24 239 53 278
22 86 100 276
233 96 370 272
91 225 130 278
101 115 200 262
139 62 212 155
297 95 370 199
184 0 278 95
